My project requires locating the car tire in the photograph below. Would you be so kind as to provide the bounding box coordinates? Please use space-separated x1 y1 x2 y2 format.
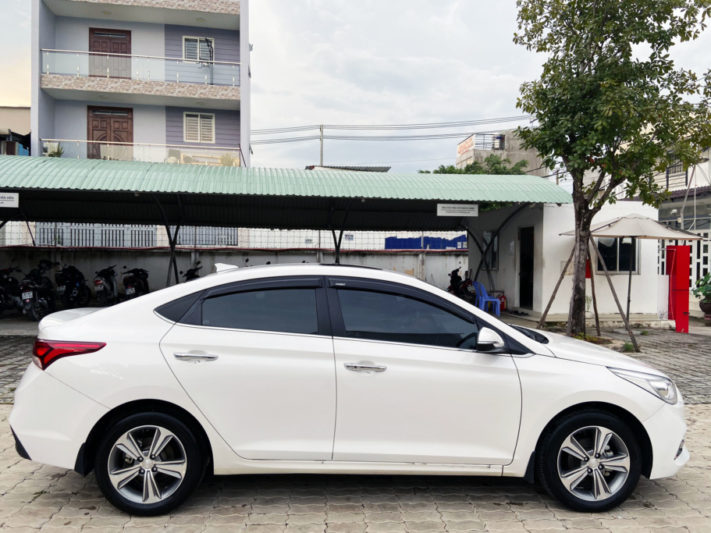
537 410 642 512
94 412 204 516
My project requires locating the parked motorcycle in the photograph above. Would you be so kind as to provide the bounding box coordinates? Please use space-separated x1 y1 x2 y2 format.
94 265 118 306
122 266 150 299
180 261 202 282
55 264 90 308
19 260 56 321
0 267 22 314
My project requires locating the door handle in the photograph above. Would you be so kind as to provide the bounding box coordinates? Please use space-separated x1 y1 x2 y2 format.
344 361 387 373
173 352 219 362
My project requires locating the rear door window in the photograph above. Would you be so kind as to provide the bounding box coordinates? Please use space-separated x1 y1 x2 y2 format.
202 288 319 335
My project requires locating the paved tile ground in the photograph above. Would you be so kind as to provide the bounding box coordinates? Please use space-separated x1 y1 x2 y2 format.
1 331 710 531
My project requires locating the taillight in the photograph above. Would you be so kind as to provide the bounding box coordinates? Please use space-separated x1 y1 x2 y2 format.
32 340 106 370
94 279 103 285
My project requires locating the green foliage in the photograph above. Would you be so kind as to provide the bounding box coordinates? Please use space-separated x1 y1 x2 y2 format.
692 272 711 302
514 0 711 335
420 154 528 175
47 144 63 158
621 342 635 353
515 0 711 210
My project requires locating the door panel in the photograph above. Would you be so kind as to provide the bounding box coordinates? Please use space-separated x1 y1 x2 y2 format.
87 107 133 160
333 338 521 464
89 28 131 78
161 325 336 460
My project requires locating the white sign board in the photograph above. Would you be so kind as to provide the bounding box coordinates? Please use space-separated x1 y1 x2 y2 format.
437 203 478 217
0 193 19 208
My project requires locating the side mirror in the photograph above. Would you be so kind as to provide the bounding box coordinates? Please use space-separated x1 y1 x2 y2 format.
476 327 506 353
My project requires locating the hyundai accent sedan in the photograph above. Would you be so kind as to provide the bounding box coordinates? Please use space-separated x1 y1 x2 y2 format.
10 264 687 515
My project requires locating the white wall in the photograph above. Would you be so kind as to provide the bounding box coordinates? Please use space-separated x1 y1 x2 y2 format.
239 0 250 166
541 202 659 316
468 202 661 317
32 0 57 154
0 249 466 293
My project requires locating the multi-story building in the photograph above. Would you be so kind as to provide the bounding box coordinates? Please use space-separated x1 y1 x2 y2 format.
31 0 250 167
456 129 549 178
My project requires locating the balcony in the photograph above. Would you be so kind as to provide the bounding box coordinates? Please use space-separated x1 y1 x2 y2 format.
41 138 243 166
40 49 240 110
44 0 240 30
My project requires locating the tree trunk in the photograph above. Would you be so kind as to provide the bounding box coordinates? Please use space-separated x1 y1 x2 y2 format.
566 204 592 336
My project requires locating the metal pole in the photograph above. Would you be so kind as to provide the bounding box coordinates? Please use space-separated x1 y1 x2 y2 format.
589 236 640 352
626 260 633 320
537 245 575 328
588 242 601 337
319 124 324 166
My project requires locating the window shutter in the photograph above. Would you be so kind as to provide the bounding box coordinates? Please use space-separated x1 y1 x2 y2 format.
184 38 198 60
199 114 215 143
184 113 200 142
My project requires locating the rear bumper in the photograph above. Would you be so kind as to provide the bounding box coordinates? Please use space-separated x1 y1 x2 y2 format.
9 363 108 470
11 428 30 460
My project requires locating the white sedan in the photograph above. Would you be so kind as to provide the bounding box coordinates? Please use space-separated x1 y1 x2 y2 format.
10 264 687 515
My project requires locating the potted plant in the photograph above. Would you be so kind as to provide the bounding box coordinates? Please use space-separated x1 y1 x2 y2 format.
692 272 711 326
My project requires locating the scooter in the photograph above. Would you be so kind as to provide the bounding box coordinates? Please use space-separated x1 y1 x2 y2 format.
122 266 150 299
0 267 22 315
55 263 90 308
94 265 118 306
19 260 56 321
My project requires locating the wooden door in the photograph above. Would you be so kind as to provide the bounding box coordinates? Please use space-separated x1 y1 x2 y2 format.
89 28 131 78
87 107 133 160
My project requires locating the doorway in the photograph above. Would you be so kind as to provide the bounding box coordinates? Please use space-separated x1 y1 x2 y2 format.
89 28 131 78
519 226 534 309
87 107 133 160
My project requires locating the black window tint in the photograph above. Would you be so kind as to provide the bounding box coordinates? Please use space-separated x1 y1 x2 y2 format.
202 288 318 334
337 289 478 348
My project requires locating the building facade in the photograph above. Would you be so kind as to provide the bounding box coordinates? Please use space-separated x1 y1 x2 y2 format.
31 0 250 166
456 129 549 178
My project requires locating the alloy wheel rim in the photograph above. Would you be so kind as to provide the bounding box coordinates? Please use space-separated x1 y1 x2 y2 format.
107 424 187 505
556 425 630 502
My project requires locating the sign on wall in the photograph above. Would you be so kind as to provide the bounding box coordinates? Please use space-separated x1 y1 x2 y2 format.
437 203 479 217
0 193 19 208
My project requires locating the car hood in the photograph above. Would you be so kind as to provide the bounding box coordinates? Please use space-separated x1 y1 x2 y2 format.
535 330 660 375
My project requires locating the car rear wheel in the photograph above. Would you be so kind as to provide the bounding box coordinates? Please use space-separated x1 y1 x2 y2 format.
94 412 203 515
537 411 642 512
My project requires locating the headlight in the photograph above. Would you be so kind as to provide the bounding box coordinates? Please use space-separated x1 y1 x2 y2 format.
609 367 678 404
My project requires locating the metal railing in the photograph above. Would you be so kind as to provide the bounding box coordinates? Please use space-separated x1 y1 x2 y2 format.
41 49 240 87
41 139 243 167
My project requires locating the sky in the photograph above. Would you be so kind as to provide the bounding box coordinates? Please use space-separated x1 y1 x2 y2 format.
2 0 711 172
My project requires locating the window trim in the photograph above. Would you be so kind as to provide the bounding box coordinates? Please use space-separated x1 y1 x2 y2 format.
183 112 216 144
326 277 488 350
175 276 331 336
182 36 215 62
596 237 640 274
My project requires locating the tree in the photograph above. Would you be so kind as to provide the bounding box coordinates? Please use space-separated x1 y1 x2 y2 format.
514 0 711 335
421 153 528 174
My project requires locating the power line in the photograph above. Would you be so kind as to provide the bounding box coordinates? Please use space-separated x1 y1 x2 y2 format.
251 128 507 145
252 115 532 135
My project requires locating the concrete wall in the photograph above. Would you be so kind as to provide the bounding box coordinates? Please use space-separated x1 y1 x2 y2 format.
54 17 166 57
33 0 57 154
0 249 467 294
239 0 250 166
468 202 661 317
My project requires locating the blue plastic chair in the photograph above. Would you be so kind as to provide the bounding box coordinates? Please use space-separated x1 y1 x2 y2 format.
473 281 501 317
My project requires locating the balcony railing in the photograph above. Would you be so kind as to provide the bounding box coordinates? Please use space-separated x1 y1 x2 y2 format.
41 49 240 87
41 139 243 167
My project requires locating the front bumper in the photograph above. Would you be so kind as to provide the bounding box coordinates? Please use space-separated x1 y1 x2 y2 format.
644 396 689 479
9 363 108 470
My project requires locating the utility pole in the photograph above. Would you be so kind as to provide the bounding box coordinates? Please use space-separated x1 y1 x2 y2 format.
319 124 324 166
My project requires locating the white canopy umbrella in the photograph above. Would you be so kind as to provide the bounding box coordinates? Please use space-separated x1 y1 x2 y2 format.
554 214 703 348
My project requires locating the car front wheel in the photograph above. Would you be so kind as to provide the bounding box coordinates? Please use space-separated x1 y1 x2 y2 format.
537 411 642 512
94 412 203 515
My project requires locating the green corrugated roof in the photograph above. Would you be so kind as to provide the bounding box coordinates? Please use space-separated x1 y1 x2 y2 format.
0 155 572 204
